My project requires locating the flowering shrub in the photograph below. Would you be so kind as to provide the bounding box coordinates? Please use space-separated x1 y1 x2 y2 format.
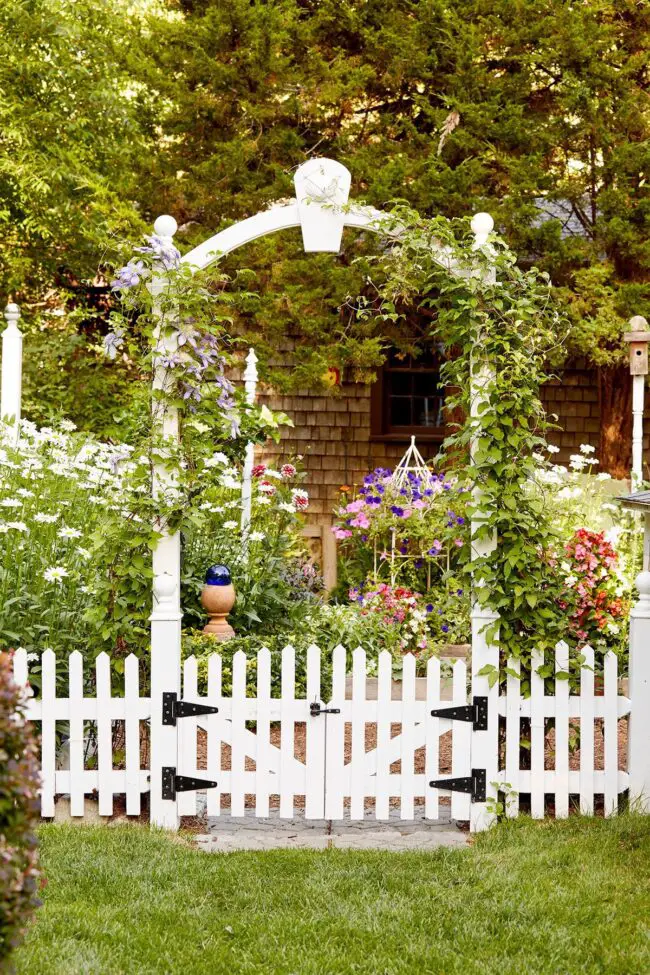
562 529 631 652
0 418 141 659
350 583 430 652
0 417 314 661
0 652 41 966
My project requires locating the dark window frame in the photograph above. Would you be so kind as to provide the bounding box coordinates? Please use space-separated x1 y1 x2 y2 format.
370 350 447 443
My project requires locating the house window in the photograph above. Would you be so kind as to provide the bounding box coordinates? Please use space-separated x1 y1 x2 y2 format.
370 348 446 441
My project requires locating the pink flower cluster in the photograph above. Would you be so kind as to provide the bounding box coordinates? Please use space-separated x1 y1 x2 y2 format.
564 528 629 643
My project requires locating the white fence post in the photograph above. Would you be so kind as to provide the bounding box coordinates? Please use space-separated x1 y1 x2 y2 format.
628 570 650 811
240 348 258 542
1 302 23 434
148 214 182 830
469 212 500 832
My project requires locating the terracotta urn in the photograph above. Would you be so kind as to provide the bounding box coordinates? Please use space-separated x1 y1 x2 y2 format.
201 564 236 641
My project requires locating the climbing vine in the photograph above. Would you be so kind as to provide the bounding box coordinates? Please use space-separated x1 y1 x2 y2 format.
363 207 574 673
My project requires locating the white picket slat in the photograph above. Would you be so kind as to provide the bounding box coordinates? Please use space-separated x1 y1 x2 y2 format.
96 653 113 817
579 645 595 815
178 656 198 816
399 654 416 820
350 647 367 820
450 659 470 820
305 644 325 819
13 647 28 687
230 651 247 817
424 656 440 820
124 653 141 816
279 646 296 818
603 651 618 816
375 650 392 820
530 648 545 819
68 651 85 817
206 653 222 816
504 656 521 818
40 649 56 817
324 645 346 819
554 642 570 819
255 647 272 817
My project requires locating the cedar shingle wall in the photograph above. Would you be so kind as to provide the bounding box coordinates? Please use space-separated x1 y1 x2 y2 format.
246 365 602 527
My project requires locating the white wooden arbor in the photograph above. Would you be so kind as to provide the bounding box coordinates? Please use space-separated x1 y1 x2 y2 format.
147 157 498 829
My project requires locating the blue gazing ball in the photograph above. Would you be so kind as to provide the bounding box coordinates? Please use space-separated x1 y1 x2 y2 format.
205 564 231 586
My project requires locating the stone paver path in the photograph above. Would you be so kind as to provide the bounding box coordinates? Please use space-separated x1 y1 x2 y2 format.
196 808 468 852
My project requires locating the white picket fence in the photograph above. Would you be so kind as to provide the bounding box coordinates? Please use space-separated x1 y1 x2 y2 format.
12 641 632 825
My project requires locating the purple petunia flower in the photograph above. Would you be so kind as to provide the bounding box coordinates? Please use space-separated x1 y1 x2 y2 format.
390 506 405 517
441 624 449 633
426 604 433 613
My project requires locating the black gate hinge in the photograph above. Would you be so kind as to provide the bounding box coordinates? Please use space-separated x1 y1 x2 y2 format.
430 695 488 731
161 767 218 802
162 691 219 727
429 768 486 803
310 702 341 716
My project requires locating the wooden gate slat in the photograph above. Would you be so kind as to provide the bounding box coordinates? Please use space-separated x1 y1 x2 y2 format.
375 650 392 820
450 659 470 821
325 645 346 819
230 651 247 817
206 653 222 816
305 645 324 819
424 657 441 820
399 654 416 820
279 645 296 818
255 646 272 817
178 656 198 817
350 647 367 820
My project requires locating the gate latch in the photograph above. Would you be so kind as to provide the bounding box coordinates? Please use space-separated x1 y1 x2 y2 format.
430 695 488 731
161 767 218 802
162 691 219 727
310 701 341 716
429 768 487 803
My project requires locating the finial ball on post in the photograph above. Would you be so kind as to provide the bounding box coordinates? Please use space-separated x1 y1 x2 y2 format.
470 212 494 237
153 214 178 238
4 303 21 326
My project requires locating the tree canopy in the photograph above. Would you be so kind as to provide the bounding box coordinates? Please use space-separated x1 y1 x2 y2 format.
1 0 649 462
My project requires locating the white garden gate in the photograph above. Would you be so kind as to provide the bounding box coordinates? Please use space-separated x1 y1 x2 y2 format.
5 156 650 832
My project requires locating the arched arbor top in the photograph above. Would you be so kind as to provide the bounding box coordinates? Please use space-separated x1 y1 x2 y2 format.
151 157 493 271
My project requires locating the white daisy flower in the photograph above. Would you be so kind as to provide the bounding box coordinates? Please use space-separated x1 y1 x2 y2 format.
58 526 83 539
249 531 265 542
223 520 239 530
7 521 28 532
44 566 68 583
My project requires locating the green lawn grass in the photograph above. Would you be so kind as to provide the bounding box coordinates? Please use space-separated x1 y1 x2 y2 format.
15 815 650 975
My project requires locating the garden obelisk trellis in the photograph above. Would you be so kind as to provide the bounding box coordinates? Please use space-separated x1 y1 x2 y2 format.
147 157 500 829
